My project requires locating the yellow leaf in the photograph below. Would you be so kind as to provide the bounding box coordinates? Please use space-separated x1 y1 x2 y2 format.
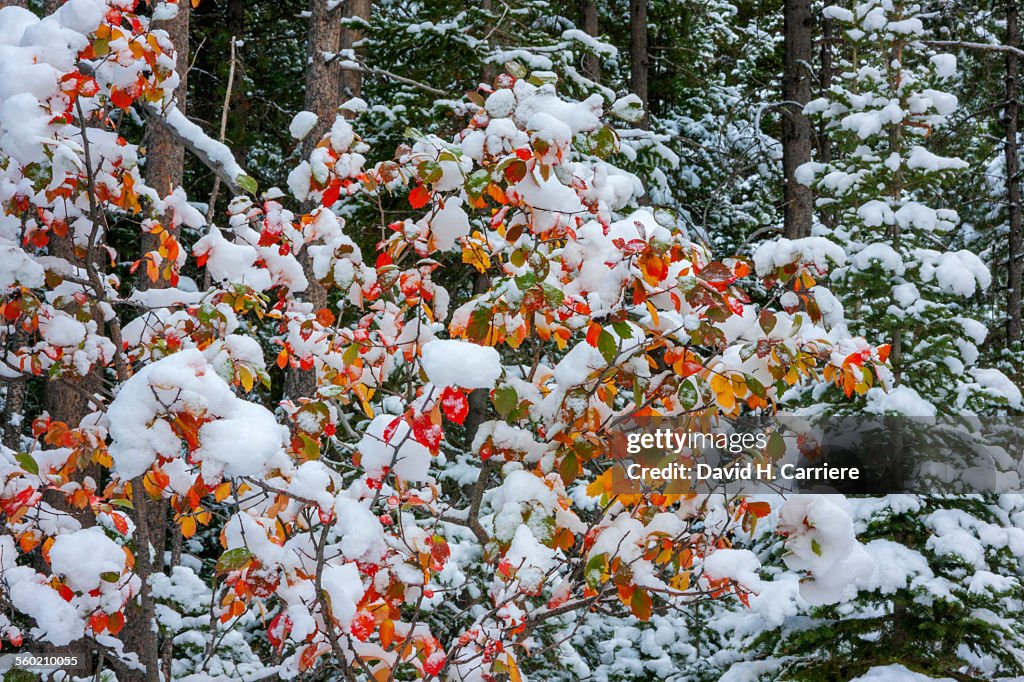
238 366 254 392
461 232 491 273
214 481 232 502
507 654 523 682
180 516 197 538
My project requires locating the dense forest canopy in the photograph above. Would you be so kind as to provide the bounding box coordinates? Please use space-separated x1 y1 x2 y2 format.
0 0 1022 681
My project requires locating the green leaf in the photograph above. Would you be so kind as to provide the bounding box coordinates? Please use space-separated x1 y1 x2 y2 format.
611 321 634 339
110 498 134 510
584 553 607 587
679 381 698 409
592 125 618 159
746 374 767 399
417 160 443 184
465 169 490 199
505 60 528 79
216 547 254 574
811 538 823 556
15 452 38 476
597 329 618 364
541 283 565 307
467 307 492 343
558 451 578 486
100 571 121 583
514 272 538 290
236 174 258 195
766 431 786 460
492 386 518 418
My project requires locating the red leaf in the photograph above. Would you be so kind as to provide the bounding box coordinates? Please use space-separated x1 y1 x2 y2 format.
376 252 393 269
440 386 469 425
382 417 402 444
267 612 292 651
410 412 443 452
350 611 375 642
111 513 129 535
321 181 342 208
110 87 133 110
409 186 431 209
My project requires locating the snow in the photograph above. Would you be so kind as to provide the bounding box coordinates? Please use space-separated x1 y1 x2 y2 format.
289 111 318 140
753 237 845 276
969 368 1023 409
702 549 763 592
421 339 502 389
850 665 955 682
916 249 991 297
163 106 246 182
865 385 937 417
777 495 872 605
107 349 288 481
610 94 645 123
9 576 84 645
931 54 957 78
906 146 967 172
357 414 432 482
429 198 471 251
49 527 125 593
320 562 363 629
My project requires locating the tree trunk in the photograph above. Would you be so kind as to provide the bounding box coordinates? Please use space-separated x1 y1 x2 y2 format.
43 0 59 13
0 0 28 8
817 13 836 229
145 3 188 200
782 0 814 238
1006 0 1022 343
126 6 189 679
142 1 189 288
340 0 372 105
1 375 27 449
629 0 649 129
581 0 601 82
286 0 344 400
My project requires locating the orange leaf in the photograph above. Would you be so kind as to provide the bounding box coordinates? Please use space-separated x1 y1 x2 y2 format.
409 186 430 209
876 344 891 364
107 611 125 635
746 501 771 518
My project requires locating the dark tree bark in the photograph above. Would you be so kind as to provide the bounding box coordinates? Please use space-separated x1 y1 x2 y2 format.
629 0 649 129
1006 0 1022 342
286 0 344 400
816 13 836 229
782 0 814 238
340 0 372 105
142 1 189 293
0 0 29 9
581 0 601 82
145 3 189 200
